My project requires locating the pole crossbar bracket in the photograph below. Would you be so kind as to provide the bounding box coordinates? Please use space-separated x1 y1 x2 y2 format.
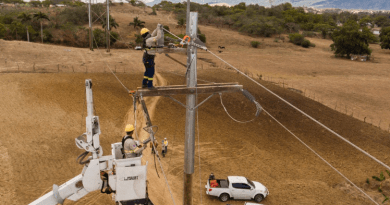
146 47 187 55
134 83 243 97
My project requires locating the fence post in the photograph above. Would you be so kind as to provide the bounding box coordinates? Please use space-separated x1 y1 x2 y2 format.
86 66 87 73
364 117 366 122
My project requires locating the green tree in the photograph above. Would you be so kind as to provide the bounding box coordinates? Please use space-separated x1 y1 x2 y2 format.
176 18 185 34
29 0 41 7
128 0 136 6
314 23 334 39
42 0 52 8
33 11 50 43
128 17 145 29
359 16 373 28
17 12 32 42
374 15 389 27
102 15 119 30
330 20 375 58
0 23 6 39
379 27 390 50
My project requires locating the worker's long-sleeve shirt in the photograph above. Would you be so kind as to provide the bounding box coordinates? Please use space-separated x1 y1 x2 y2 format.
144 27 163 56
124 138 145 158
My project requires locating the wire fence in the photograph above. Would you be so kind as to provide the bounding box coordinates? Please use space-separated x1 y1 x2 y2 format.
0 58 134 74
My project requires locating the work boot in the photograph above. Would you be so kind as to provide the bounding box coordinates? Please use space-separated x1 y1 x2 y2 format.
147 80 153 88
142 84 147 88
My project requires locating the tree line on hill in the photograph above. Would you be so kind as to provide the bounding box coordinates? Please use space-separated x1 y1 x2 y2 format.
1 0 390 57
0 3 124 47
154 1 390 57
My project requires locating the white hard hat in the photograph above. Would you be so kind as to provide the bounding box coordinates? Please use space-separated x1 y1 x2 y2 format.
164 138 167 140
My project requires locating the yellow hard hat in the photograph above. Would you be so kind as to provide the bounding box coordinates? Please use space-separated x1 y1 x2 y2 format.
140 28 150 35
125 124 135 132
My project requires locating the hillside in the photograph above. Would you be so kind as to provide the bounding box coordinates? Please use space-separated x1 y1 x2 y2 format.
145 0 390 10
313 0 390 10
1 3 390 205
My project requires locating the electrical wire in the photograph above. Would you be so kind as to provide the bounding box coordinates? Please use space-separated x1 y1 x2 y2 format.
206 49 390 171
263 108 379 205
219 93 259 123
92 33 130 93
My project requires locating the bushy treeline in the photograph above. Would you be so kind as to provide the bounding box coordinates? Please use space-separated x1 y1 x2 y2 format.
155 1 390 38
0 4 120 47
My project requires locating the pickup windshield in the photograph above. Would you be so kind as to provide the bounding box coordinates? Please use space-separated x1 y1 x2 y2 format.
247 179 255 188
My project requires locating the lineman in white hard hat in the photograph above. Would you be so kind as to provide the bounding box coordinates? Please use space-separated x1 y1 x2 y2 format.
122 124 147 158
140 23 163 89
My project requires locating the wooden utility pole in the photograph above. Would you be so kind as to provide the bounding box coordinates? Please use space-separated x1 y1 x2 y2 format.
88 0 93 51
106 0 110 52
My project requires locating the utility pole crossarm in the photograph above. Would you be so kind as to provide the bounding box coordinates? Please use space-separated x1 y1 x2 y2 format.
134 83 243 97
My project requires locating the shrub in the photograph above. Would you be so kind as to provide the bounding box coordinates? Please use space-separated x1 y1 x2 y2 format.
163 25 170 31
177 34 185 39
198 33 206 43
251 41 261 48
301 39 311 48
0 23 5 39
302 31 315 37
120 2 123 5
310 43 316 47
380 27 390 50
43 29 53 42
289 33 304 45
149 8 157 15
274 38 279 42
93 28 106 48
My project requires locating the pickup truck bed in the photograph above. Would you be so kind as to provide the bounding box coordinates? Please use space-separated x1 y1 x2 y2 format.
208 179 229 188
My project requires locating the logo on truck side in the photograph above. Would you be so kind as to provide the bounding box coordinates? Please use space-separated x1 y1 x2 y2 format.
123 176 138 181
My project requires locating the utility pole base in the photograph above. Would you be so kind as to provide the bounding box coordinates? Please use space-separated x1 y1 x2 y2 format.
183 173 193 205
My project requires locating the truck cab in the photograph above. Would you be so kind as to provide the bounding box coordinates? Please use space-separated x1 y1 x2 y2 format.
205 176 268 203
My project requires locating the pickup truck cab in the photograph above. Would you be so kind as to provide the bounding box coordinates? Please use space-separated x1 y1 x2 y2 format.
205 176 269 203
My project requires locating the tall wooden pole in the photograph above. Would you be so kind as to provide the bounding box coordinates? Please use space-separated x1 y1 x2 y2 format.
88 0 93 51
106 0 110 52
183 0 198 201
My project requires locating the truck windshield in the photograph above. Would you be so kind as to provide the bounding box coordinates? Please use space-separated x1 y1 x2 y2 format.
247 179 255 188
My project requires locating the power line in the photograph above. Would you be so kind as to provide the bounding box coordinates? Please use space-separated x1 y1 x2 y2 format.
92 33 130 93
263 108 379 205
206 49 390 171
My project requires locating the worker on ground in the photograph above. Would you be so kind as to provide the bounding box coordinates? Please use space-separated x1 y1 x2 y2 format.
122 124 147 158
209 173 215 180
150 139 159 154
140 24 163 89
161 138 168 157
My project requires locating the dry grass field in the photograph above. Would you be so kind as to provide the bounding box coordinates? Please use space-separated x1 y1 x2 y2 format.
1 3 390 205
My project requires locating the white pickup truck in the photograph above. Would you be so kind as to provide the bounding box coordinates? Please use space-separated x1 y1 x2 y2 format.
205 176 269 203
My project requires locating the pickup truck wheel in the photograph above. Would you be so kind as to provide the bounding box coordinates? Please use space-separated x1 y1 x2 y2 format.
219 193 229 202
254 194 264 203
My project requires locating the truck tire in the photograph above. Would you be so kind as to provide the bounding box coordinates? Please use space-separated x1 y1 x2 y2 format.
254 194 264 203
219 193 229 202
